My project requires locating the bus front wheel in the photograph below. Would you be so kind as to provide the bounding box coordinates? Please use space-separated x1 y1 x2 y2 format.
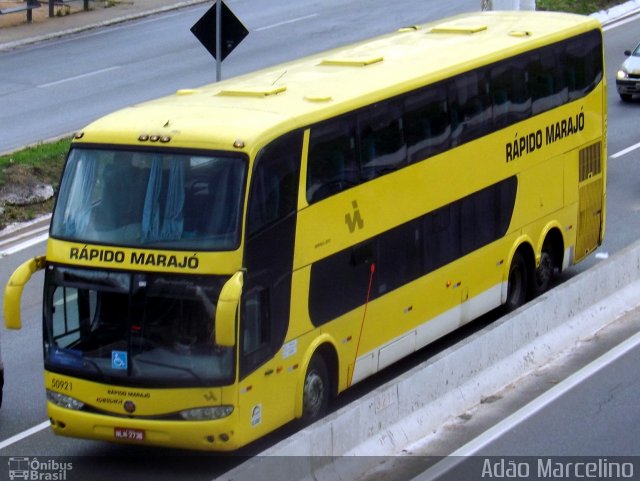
301 355 329 424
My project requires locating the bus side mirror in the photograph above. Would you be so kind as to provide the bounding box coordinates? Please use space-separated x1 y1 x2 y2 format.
214 270 244 347
4 256 46 330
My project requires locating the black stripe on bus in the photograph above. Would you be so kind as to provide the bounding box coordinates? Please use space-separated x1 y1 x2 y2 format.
308 176 517 327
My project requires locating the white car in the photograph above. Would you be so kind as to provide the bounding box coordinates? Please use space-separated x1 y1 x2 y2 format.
616 42 640 102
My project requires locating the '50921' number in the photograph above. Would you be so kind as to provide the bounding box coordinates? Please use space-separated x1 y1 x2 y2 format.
51 378 73 391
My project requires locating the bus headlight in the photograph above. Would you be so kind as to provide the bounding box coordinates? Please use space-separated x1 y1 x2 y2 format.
46 390 85 410
179 406 233 420
617 69 628 80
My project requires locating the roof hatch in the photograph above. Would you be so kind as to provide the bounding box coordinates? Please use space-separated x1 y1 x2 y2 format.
217 85 287 97
319 55 384 67
429 23 488 34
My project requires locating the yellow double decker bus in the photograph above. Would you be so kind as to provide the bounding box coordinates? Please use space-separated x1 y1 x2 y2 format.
4 10 605 451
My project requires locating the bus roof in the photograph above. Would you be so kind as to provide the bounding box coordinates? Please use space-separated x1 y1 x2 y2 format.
76 10 600 153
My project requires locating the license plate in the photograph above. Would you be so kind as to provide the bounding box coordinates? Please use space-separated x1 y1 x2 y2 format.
114 427 145 441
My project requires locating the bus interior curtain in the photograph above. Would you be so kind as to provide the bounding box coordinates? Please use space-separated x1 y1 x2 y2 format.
142 156 185 242
142 156 163 242
161 160 185 240
64 152 97 235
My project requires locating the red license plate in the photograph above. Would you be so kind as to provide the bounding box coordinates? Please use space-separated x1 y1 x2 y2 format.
114 427 145 441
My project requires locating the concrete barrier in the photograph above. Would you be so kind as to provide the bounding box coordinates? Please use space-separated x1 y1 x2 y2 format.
221 240 640 481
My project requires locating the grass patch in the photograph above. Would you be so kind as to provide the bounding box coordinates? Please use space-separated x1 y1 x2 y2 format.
0 138 71 230
536 0 630 15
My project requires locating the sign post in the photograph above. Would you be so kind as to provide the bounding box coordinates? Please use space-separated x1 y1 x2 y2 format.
216 0 222 81
191 0 249 82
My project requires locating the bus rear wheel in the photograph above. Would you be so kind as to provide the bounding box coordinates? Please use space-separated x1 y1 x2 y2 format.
301 355 329 425
534 244 556 296
505 251 528 312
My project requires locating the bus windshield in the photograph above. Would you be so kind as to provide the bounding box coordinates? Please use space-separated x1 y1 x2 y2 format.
44 265 234 387
51 148 247 251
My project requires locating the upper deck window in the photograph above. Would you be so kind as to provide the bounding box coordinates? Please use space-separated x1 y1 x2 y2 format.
51 148 247 251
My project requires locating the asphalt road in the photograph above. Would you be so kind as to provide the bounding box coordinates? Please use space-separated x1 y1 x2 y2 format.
0 0 479 155
1 2 640 481
479 334 640 457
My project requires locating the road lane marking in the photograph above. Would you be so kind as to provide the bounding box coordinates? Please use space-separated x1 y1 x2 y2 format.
38 66 121 89
0 233 48 257
414 329 640 480
610 141 640 159
0 421 50 451
254 13 319 32
0 225 48 248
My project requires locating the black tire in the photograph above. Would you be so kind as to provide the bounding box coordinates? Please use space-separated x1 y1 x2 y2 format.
534 243 556 297
620 93 633 102
301 355 329 425
505 251 528 312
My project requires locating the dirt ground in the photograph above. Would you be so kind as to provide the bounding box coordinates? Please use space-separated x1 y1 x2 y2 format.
0 1 115 29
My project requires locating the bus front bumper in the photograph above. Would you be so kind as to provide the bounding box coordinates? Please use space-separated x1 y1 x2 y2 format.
47 402 241 451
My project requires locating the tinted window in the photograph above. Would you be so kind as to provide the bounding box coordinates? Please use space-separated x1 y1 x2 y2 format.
308 242 374 325
359 101 407 180
530 46 568 115
376 222 422 296
305 30 602 205
307 117 359 203
248 133 302 236
450 70 493 145
492 56 531 128
404 85 451 163
565 30 603 100
424 203 461 272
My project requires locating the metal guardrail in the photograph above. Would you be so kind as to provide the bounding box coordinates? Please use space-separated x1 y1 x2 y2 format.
0 0 42 23
0 0 90 23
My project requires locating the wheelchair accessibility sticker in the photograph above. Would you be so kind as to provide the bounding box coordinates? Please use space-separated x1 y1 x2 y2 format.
111 351 128 370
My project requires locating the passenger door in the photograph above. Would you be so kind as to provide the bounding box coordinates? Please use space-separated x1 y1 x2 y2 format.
237 132 302 435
